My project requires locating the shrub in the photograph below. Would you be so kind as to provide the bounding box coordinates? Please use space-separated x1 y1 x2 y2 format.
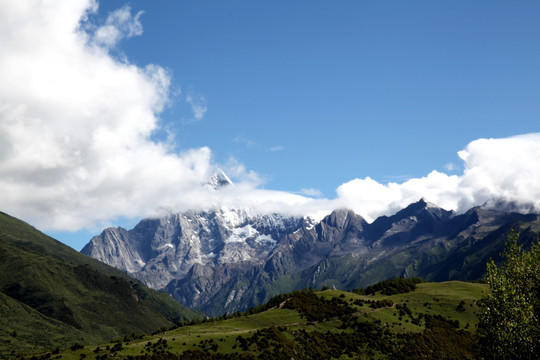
477 231 540 359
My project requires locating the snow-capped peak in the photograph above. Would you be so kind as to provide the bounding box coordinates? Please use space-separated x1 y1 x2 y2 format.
206 168 234 190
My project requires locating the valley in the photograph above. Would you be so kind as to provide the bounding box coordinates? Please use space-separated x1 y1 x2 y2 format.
1 200 538 358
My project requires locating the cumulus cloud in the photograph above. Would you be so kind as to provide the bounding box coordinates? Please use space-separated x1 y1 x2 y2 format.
1 1 539 235
456 134 540 210
0 0 214 231
332 134 540 221
334 172 461 221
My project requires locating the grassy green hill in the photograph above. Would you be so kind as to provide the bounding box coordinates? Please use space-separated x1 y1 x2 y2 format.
0 212 202 358
44 280 487 360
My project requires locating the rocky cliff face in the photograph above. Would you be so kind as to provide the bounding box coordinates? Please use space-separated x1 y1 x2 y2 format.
82 208 304 290
81 199 539 316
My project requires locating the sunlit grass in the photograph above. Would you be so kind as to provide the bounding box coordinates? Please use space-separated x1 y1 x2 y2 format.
41 281 486 359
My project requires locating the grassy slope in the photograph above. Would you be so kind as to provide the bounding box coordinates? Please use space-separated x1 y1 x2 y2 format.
50 281 487 360
0 212 202 358
0 292 87 355
333 281 485 332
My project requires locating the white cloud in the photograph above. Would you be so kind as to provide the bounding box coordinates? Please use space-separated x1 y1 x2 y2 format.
456 134 540 211
299 188 323 197
444 162 456 171
190 131 540 221
332 134 540 221
334 172 461 221
268 145 284 152
185 91 207 122
233 135 256 148
1 1 539 235
222 158 264 187
0 0 214 231
92 5 144 50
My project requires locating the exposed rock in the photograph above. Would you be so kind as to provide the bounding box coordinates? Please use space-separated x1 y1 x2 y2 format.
81 199 540 316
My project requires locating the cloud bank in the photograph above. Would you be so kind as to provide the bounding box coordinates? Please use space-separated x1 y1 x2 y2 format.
1 1 539 233
0 0 214 231
334 133 540 221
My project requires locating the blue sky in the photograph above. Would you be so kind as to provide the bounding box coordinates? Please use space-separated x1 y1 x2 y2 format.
97 0 539 194
1 0 540 250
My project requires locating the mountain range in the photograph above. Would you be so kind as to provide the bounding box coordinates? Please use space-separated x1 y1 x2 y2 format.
81 198 540 316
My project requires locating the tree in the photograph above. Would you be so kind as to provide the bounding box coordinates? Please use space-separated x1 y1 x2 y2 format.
477 230 540 359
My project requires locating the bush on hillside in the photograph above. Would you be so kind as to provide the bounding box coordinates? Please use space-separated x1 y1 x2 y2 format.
353 277 425 296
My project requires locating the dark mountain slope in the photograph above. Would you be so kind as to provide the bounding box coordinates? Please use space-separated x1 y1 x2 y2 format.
0 211 201 357
0 291 84 356
294 206 539 291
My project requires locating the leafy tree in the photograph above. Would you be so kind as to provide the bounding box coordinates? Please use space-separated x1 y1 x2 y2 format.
477 230 540 359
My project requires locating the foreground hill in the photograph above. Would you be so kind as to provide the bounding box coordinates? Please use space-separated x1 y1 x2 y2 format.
0 212 202 358
82 199 539 316
45 280 487 359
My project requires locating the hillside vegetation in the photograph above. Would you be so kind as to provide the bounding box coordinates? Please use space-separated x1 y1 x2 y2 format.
42 280 487 360
0 212 202 358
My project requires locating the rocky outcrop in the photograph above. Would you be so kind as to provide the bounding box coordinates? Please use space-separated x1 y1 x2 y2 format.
82 208 304 295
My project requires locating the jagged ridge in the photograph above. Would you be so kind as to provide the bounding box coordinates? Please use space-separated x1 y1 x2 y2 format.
81 199 540 316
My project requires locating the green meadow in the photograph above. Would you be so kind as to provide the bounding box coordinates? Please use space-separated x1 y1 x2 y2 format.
43 280 487 360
